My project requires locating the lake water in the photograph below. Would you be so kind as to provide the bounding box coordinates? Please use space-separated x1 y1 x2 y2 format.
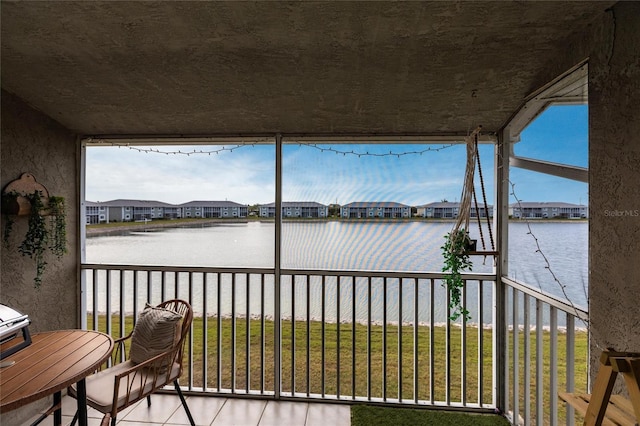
85 221 588 323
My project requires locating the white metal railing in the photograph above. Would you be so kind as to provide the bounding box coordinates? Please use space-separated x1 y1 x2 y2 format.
81 263 497 411
80 263 588 422
502 277 589 426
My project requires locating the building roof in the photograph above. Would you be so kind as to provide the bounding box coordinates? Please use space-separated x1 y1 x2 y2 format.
180 200 246 208
260 202 327 208
510 202 587 208
91 199 176 208
343 202 410 208
418 202 491 208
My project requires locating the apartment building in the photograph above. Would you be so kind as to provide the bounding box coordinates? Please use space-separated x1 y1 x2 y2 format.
259 202 328 218
417 201 493 219
341 202 411 219
179 201 248 218
510 202 588 219
89 199 177 222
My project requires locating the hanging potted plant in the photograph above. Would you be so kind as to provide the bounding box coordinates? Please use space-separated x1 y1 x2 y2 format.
441 228 473 321
2 173 67 288
440 127 481 321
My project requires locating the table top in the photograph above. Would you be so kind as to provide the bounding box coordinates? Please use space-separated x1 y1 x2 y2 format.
0 329 113 413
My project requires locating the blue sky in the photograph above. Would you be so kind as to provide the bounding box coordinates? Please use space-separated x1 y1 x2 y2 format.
85 105 588 206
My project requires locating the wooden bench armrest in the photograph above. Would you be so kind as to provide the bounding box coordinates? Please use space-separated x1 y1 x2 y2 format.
560 350 640 426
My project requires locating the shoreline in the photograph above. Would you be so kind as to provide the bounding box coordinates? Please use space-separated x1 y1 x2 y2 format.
90 312 589 332
86 217 588 236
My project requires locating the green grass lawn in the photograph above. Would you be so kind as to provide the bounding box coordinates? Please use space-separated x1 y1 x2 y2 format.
351 405 511 426
91 315 588 424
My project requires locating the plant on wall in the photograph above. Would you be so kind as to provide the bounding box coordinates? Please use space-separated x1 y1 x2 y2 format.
2 173 67 288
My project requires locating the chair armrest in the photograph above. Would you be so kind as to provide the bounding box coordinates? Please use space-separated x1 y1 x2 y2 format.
110 332 134 366
109 347 182 414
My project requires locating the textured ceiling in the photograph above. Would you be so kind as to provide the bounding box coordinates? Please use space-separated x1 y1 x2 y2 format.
1 1 613 137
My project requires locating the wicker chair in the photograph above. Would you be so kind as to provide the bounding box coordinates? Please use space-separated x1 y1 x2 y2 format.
69 299 195 426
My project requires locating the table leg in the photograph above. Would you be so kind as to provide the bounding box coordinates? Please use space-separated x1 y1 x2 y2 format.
53 391 62 425
76 378 88 426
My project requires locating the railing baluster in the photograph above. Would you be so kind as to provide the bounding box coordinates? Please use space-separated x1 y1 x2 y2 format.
504 286 510 417
119 269 125 340
446 282 451 405
188 271 194 390
92 269 98 331
383 276 387 402
133 270 138 325
246 273 251 393
147 270 152 304
523 293 531 426
291 274 296 395
321 274 326 398
513 287 520 424
550 306 558 426
306 275 311 397
367 276 372 401
462 280 467 406
337 275 341 399
173 270 178 301
106 270 112 339
231 273 237 392
414 277 419 404
536 300 544 424
161 270 166 302
352 276 356 400
217 272 222 392
203 273 209 391
260 273 265 394
566 314 575 426
398 278 403 402
430 278 435 404
478 280 484 406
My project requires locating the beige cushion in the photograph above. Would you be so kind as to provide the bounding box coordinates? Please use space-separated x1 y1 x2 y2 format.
70 360 181 413
129 303 182 365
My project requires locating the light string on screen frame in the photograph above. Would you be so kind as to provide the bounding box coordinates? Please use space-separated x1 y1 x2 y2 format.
86 139 459 158
302 143 456 157
86 141 252 156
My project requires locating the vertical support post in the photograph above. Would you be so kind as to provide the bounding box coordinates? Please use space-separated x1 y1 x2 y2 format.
79 138 88 330
512 288 520 423
494 128 510 411
274 133 282 399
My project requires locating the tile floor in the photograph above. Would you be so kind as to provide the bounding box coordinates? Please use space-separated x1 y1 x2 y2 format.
26 394 352 426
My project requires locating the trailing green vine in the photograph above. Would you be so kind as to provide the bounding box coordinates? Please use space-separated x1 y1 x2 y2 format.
2 192 17 247
18 192 49 287
441 228 473 321
48 196 67 257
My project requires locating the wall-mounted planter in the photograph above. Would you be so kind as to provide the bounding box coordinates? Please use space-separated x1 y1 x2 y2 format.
1 173 50 216
2 173 66 288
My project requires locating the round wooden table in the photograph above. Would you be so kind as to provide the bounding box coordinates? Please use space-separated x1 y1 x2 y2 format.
0 329 113 425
